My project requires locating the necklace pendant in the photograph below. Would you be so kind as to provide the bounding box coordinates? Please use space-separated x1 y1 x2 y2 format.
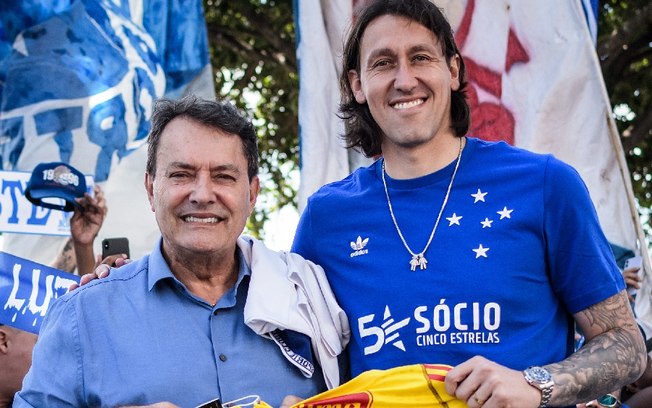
410 254 428 271
383 137 463 274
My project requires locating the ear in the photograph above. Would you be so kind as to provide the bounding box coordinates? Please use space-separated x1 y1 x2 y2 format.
144 173 155 212
0 327 9 354
248 176 260 214
449 54 461 91
348 69 367 104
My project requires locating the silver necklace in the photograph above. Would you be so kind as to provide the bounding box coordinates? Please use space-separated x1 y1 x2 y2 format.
381 138 463 271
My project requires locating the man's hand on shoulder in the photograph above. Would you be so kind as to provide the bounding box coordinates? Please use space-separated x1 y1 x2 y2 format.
68 256 130 291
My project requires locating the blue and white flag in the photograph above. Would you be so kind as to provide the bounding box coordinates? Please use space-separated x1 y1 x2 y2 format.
0 0 213 262
581 0 599 43
0 0 166 180
0 251 79 334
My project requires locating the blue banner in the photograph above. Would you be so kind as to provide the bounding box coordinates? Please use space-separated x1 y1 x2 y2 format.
0 0 210 181
0 251 79 334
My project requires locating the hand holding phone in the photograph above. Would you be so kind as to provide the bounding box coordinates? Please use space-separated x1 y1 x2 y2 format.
624 255 643 296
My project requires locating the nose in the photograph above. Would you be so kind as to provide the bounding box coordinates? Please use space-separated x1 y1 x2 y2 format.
394 60 418 92
189 172 215 204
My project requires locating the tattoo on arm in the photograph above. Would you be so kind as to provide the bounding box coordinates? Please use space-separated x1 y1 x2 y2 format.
546 291 646 405
50 238 77 273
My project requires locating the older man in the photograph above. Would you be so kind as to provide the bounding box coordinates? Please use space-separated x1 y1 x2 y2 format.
15 96 346 407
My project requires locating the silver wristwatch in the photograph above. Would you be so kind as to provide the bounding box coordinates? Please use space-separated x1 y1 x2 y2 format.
523 366 554 408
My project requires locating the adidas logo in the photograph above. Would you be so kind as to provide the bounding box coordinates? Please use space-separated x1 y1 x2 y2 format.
350 236 369 257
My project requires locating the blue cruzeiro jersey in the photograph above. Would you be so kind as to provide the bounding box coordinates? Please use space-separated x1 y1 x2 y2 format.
292 137 624 377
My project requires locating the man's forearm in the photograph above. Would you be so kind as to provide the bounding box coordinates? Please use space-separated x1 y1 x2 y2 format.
546 292 646 405
73 240 96 276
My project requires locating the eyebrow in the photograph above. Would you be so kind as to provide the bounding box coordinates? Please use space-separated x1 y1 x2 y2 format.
167 162 242 175
408 43 440 55
365 47 395 66
365 43 441 66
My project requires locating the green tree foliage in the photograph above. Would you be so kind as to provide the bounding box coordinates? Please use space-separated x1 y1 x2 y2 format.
204 0 298 237
203 0 652 238
598 0 652 209
598 0 652 240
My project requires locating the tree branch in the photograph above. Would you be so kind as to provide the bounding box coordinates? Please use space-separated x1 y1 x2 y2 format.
622 106 652 152
598 2 652 83
229 3 297 67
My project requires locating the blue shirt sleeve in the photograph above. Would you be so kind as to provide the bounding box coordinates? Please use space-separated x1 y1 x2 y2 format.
14 295 83 407
543 156 625 314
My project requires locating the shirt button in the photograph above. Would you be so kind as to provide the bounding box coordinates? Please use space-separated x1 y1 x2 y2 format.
219 354 227 362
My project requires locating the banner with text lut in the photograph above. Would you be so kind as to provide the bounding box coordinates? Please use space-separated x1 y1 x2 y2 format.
0 251 79 334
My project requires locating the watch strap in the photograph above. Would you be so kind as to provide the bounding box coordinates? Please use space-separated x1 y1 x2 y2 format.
539 382 553 407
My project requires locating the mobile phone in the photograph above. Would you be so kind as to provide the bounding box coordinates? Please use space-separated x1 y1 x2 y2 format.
101 237 130 259
624 255 643 296
624 255 642 270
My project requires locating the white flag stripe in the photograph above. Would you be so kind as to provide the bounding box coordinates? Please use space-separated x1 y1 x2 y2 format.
295 0 352 209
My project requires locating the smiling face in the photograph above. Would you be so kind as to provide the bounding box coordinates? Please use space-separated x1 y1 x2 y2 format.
145 117 259 262
348 14 460 155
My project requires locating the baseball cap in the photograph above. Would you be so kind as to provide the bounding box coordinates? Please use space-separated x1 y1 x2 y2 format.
24 162 87 212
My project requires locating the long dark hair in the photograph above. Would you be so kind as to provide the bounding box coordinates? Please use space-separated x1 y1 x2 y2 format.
339 0 470 157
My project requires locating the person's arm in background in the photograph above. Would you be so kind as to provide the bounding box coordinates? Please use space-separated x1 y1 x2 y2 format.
69 184 107 275
50 185 107 275
623 264 642 304
50 237 77 273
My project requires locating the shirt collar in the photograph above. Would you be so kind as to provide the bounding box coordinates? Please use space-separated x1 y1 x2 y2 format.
218 245 251 308
147 238 175 290
147 238 251 305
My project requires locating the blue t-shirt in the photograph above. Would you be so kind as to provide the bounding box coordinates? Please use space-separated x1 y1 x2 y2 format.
15 240 326 407
293 137 624 377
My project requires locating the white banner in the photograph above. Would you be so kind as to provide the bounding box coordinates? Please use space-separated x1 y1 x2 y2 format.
0 170 94 236
295 0 370 209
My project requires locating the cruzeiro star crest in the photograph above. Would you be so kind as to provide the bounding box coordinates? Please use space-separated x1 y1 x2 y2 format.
358 305 411 356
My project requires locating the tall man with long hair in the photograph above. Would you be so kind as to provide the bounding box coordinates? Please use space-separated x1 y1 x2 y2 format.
292 1 646 406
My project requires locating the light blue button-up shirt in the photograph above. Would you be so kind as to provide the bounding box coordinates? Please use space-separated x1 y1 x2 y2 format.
14 240 326 407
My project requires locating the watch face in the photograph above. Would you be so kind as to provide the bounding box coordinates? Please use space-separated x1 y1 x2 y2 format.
527 366 552 383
